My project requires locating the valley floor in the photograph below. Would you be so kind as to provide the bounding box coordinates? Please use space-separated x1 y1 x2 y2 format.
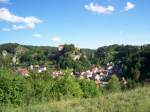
1 86 150 112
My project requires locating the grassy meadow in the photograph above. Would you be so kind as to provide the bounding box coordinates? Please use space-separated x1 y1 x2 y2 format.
1 86 150 112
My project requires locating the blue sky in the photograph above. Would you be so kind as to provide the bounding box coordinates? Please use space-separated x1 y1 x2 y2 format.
0 0 150 48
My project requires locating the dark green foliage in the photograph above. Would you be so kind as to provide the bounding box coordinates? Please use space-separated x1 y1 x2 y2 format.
0 69 31 105
0 43 150 105
54 70 83 98
62 44 75 53
0 43 19 54
78 79 101 98
29 70 83 101
0 43 150 82
0 68 105 105
58 55 74 69
1 86 150 112
94 44 150 82
95 45 118 65
19 52 32 65
107 75 121 93
126 79 141 89
57 44 91 71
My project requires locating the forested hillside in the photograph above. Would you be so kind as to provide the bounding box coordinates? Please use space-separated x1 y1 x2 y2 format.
0 43 150 111
0 43 149 82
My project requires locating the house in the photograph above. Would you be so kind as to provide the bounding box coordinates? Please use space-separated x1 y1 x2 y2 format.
94 74 100 81
50 71 64 78
30 65 33 70
107 62 114 76
31 65 47 73
80 70 93 80
17 67 29 77
91 68 97 74
34 65 40 71
38 66 47 73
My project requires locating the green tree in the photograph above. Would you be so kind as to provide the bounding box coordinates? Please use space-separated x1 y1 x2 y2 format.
55 69 83 97
78 79 101 98
107 75 121 92
0 68 31 105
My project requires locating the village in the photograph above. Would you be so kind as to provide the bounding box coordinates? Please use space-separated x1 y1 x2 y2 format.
7 45 127 87
16 62 127 87
0 0 150 110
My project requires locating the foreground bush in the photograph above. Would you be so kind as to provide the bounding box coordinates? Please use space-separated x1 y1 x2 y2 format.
0 69 31 105
0 68 89 105
54 70 83 98
1 86 150 112
1 68 143 106
78 79 101 98
107 75 121 93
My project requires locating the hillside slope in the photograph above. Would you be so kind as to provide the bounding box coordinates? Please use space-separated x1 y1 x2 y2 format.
1 86 150 112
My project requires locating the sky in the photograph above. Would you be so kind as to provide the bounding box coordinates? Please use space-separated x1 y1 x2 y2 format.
0 0 150 49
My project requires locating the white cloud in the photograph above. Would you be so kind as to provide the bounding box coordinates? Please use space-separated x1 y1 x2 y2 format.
12 25 28 30
85 2 115 14
124 2 135 11
0 8 42 30
0 0 9 3
52 36 61 42
33 34 41 38
1 28 11 31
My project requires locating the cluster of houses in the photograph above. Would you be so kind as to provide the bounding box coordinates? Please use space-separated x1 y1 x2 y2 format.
50 71 64 78
15 61 127 86
16 65 47 77
72 63 114 86
1 47 127 87
73 62 127 86
45 62 126 86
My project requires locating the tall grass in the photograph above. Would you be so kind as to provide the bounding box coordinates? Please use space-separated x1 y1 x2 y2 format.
1 86 150 112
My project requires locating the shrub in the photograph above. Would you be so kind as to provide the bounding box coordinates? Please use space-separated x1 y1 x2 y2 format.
27 72 59 102
0 68 31 105
54 69 83 98
31 79 46 101
107 75 121 93
45 79 62 101
78 79 101 98
126 79 140 89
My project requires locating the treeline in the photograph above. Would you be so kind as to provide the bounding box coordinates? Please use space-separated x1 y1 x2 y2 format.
93 44 150 82
0 43 150 82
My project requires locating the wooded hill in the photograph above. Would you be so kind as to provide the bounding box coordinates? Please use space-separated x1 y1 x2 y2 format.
0 43 150 82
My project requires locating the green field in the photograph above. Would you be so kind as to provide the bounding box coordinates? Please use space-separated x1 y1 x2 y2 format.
1 86 150 112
